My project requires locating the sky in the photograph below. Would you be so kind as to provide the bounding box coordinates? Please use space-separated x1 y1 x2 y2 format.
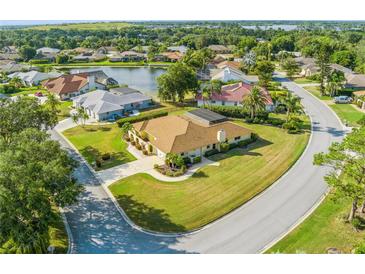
1 0 365 21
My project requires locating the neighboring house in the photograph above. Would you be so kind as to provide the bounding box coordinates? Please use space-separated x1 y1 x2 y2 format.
211 66 259 84
330 64 354 75
129 108 252 159
43 73 105 100
0 61 30 73
0 53 21 61
96 46 118 55
8 70 62 86
160 51 183 62
345 73 365 89
208 45 231 54
196 81 274 112
72 89 153 121
167 45 188 54
300 63 319 77
109 87 141 95
109 54 123 62
216 61 241 70
73 52 106 62
120 51 146 62
85 70 118 86
36 47 60 55
2 46 17 54
352 90 365 110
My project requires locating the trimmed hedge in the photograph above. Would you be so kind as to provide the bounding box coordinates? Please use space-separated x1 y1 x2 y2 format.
117 110 168 126
220 143 230 152
192 156 202 164
204 149 219 157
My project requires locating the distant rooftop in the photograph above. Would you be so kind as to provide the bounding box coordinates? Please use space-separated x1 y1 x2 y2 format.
185 108 227 126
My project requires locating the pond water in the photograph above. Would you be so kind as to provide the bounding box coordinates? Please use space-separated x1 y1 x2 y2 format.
70 66 166 97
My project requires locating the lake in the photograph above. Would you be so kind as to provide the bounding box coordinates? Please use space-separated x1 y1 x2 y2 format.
70 66 166 97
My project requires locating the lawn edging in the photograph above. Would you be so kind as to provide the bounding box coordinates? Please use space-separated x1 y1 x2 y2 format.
59 207 74 254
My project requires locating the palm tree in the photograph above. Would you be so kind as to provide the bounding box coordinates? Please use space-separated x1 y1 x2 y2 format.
77 108 89 127
121 122 132 138
45 92 60 114
71 113 79 125
242 86 267 119
242 51 256 72
326 71 345 97
201 80 222 106
281 92 302 122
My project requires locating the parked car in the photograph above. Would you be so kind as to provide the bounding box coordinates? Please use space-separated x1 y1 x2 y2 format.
34 91 43 97
334 96 352 104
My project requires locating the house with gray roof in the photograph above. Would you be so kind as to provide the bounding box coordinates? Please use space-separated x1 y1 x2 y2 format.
72 89 153 121
8 70 62 86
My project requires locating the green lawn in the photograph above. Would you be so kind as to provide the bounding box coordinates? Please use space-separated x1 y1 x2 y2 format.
9 87 45 97
109 120 309 232
330 104 364 127
29 22 132 30
267 196 365 254
63 124 136 170
57 101 72 121
294 78 319 84
49 208 68 254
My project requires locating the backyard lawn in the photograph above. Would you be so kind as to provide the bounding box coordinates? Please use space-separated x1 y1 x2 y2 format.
63 124 136 170
293 77 319 84
109 120 310 232
267 196 365 254
57 101 72 121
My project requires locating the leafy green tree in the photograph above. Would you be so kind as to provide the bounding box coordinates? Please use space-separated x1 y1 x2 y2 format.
157 62 199 102
326 70 346 97
55 54 69 64
255 61 275 88
242 86 267 119
271 35 295 53
182 48 213 70
282 57 300 78
201 80 222 106
331 50 357 70
121 122 133 138
0 129 82 253
45 92 61 115
254 42 272 61
165 153 185 169
9 76 23 88
280 92 302 122
242 51 257 72
19 45 36 61
0 96 57 144
314 127 365 222
315 39 334 95
237 36 257 54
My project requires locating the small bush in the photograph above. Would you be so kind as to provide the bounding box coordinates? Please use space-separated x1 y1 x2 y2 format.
192 156 202 164
251 133 259 141
153 164 159 169
357 115 365 126
95 158 102 168
101 153 111 161
148 144 153 153
131 141 136 146
204 149 219 157
283 118 303 134
355 242 365 254
229 143 238 149
124 136 131 142
136 144 142 150
140 131 149 141
351 217 362 230
220 143 229 152
183 157 192 165
117 110 168 127
142 149 148 155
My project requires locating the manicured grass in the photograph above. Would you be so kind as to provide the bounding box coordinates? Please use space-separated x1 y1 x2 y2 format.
63 124 136 170
9 87 45 97
29 22 132 30
109 121 309 232
293 77 319 84
304 86 332 100
330 104 364 127
57 101 72 121
267 196 365 254
49 208 68 254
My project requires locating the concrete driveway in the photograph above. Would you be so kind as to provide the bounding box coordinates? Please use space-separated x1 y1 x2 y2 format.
53 75 346 253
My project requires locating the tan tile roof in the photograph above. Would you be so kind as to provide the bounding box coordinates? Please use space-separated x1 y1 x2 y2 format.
43 73 88 95
353 90 365 96
133 115 251 154
216 61 241 70
162 51 183 60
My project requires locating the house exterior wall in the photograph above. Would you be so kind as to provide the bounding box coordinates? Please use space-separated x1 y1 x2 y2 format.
123 99 153 112
197 99 274 112
96 109 124 121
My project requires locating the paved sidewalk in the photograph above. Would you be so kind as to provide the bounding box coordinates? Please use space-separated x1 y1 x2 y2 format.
97 156 220 186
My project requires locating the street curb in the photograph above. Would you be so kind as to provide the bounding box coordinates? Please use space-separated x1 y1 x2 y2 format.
59 207 74 254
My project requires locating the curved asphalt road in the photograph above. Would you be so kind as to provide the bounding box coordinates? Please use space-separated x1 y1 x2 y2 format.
53 76 345 253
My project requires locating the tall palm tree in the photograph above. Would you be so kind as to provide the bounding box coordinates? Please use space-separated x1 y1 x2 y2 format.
45 92 60 114
201 80 222 106
280 92 302 122
242 51 256 72
326 71 345 97
242 86 267 119
121 122 132 138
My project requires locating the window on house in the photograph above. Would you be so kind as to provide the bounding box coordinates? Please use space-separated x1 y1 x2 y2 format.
180 152 184 156
211 100 216 104
212 144 216 149
222 101 225 106
235 136 240 140
234 102 238 106
207 145 210 149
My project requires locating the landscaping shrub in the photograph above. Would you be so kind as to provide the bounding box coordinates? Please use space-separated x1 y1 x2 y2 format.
101 153 111 161
136 144 142 150
117 110 168 126
203 105 248 118
183 157 192 165
153 164 159 169
29 59 50 64
357 115 365 126
148 144 153 153
95 158 102 168
229 143 238 149
124 136 131 142
131 141 136 146
142 149 148 155
0 84 19 94
251 133 259 141
355 242 365 254
140 131 149 141
283 117 303 134
220 143 229 152
192 156 202 164
204 149 219 157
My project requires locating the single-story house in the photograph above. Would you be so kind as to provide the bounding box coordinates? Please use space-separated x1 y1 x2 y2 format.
109 87 141 95
36 47 60 55
72 89 153 121
167 45 188 54
0 61 30 73
160 51 183 62
345 73 365 89
72 52 106 62
130 108 252 159
352 91 365 110
85 70 118 86
216 61 241 70
8 70 62 86
109 54 123 62
197 81 274 112
96 46 118 55
43 73 106 100
0 53 21 61
208 45 231 54
120 51 146 62
211 66 259 84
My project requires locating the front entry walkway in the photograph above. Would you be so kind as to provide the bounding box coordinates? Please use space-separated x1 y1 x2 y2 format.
97 156 219 186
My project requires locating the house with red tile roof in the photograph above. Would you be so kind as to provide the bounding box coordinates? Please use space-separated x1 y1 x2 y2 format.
42 73 106 100
197 82 274 112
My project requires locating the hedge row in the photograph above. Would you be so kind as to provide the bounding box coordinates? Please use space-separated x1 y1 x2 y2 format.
203 105 248 118
116 110 168 126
